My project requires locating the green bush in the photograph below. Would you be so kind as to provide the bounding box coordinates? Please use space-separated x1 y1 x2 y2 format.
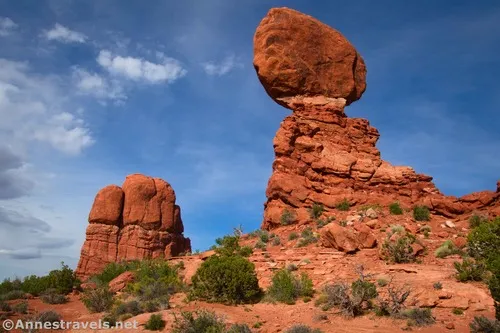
454 258 487 282
227 323 252 333
267 269 313 304
351 280 378 300
0 301 11 312
435 240 462 258
380 226 419 263
413 206 430 221
288 232 298 241
91 261 139 285
254 240 266 250
316 216 334 228
0 278 22 295
452 308 464 315
37 310 62 324
20 262 78 296
469 316 500 333
172 310 226 333
81 286 114 313
468 218 500 264
145 313 166 331
12 301 28 314
285 325 323 333
377 278 388 287
214 235 253 257
272 236 281 246
190 255 262 304
469 214 489 229
113 300 143 317
309 203 324 219
336 199 350 212
389 202 403 215
433 282 443 290
297 228 318 247
40 288 68 304
281 209 297 225
401 308 435 326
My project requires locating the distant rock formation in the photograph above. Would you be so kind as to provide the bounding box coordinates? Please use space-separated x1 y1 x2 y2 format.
253 7 500 230
76 174 191 280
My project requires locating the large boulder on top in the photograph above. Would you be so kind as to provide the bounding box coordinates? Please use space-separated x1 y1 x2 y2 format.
253 7 367 108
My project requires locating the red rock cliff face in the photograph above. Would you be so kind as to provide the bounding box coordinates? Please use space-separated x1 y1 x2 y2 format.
254 8 500 229
76 174 191 280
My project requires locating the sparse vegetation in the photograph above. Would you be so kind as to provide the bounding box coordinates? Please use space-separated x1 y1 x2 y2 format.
81 286 114 313
377 278 388 287
0 301 11 312
254 240 267 250
389 202 403 215
272 236 281 246
91 261 140 285
469 316 500 333
309 202 324 219
214 235 253 257
227 323 252 333
297 227 318 247
36 310 62 324
336 199 350 211
287 264 298 272
172 310 226 333
413 205 430 221
433 282 443 290
12 301 28 314
380 225 420 263
285 325 324 333
454 258 487 282
40 288 68 304
402 308 435 327
374 284 412 317
469 214 489 229
145 313 166 331
288 232 299 241
281 209 297 226
435 240 462 258
316 216 335 228
452 308 464 315
267 269 313 305
0 289 25 301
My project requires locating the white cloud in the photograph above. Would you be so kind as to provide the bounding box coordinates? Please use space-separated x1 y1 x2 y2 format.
202 54 243 76
44 23 87 43
0 17 17 36
0 58 94 155
97 50 187 84
72 67 126 104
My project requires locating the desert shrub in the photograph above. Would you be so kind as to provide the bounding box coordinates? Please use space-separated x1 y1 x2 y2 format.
250 229 270 243
145 313 166 331
267 269 313 304
172 310 226 333
336 199 350 211
377 279 388 287
389 202 403 215
288 232 298 241
281 209 297 226
452 308 464 315
374 285 411 317
20 262 78 296
309 203 324 219
113 300 143 317
227 323 252 333
433 282 443 290
468 218 500 264
190 255 262 304
272 236 281 246
435 240 462 258
254 240 266 250
37 310 62 323
0 278 22 295
402 308 435 326
285 325 323 333
131 280 171 308
0 289 25 301
469 214 489 229
127 259 182 299
351 280 378 300
287 264 298 272
40 288 68 304
413 206 430 221
297 228 318 247
214 235 253 258
12 301 28 314
316 216 334 228
81 286 114 313
313 313 328 322
454 258 487 282
380 226 419 263
469 316 500 333
92 261 139 285
0 301 11 311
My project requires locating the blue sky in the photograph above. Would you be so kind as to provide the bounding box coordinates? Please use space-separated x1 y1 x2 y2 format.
0 0 499 280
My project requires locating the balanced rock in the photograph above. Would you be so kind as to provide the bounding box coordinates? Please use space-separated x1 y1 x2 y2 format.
253 7 366 108
76 174 191 281
254 8 500 230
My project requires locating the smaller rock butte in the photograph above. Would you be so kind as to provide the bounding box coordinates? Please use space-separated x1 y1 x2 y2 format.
254 8 500 230
76 174 191 281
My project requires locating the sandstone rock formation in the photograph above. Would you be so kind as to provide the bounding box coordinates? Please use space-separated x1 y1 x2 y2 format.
76 174 191 280
254 8 500 230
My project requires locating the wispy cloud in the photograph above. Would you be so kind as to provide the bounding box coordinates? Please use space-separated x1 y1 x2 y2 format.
0 144 34 200
43 23 87 43
202 54 243 76
97 50 187 84
0 17 18 37
72 67 126 104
